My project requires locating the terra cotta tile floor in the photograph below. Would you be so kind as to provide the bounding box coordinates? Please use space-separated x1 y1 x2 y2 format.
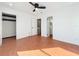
0 35 79 56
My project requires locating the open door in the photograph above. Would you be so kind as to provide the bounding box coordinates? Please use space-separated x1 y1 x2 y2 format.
47 16 53 38
37 19 41 35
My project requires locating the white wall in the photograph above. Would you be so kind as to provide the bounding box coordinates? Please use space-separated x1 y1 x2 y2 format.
40 2 79 45
2 21 16 38
0 3 35 46
31 18 37 36
16 12 35 39
53 3 79 45
1 2 79 46
0 9 2 46
1 5 34 39
41 16 48 37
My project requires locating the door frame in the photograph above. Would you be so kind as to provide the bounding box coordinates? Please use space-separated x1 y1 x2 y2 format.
37 18 41 35
47 16 53 37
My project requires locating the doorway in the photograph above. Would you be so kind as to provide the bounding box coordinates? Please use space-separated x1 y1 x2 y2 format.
47 16 53 38
2 12 16 44
37 19 41 35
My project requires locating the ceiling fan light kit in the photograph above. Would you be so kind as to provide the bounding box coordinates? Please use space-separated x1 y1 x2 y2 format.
29 2 46 12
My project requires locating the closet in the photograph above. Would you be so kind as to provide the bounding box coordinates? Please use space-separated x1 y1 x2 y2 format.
2 12 16 38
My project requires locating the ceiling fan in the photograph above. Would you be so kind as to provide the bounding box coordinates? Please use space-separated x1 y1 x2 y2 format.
29 2 46 12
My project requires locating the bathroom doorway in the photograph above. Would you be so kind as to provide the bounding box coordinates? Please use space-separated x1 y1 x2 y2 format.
37 19 41 35
47 16 53 38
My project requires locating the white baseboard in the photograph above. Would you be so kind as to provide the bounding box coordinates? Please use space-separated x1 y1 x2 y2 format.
54 38 79 46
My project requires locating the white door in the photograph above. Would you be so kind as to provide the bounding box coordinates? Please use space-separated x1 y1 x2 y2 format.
31 19 37 36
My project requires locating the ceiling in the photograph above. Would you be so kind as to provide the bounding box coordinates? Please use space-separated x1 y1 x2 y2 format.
0 2 34 14
0 2 79 15
0 2 47 15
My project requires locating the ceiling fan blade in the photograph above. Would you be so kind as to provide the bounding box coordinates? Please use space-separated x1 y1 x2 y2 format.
37 6 46 9
33 9 35 12
29 2 35 6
